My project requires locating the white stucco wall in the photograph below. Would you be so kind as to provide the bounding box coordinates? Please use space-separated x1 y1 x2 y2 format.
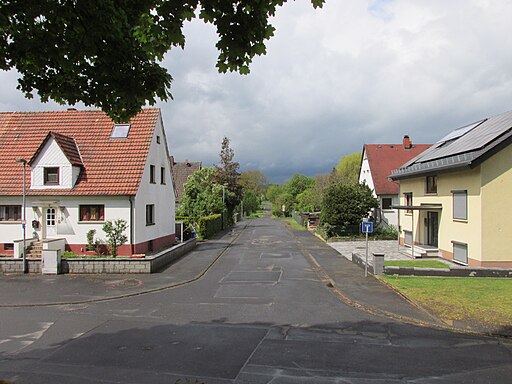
0 196 131 249
133 115 176 244
30 137 80 190
358 149 375 195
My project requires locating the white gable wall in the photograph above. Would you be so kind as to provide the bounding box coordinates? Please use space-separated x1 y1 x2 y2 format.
359 148 376 197
30 137 77 189
133 115 176 246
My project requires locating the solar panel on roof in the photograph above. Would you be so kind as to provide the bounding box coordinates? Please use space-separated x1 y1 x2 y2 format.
436 119 485 144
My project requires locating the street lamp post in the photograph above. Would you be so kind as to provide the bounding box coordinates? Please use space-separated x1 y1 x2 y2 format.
16 158 27 273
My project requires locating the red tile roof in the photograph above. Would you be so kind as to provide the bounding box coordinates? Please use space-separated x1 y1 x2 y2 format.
0 108 160 196
170 159 202 202
364 143 431 195
29 131 84 167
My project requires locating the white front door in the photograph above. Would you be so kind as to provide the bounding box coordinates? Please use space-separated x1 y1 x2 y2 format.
45 208 57 238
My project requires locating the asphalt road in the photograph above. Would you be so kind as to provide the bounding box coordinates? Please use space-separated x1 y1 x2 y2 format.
1 217 511 383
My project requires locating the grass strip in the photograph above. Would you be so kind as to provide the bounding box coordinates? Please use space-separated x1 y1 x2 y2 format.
384 260 449 269
382 276 512 327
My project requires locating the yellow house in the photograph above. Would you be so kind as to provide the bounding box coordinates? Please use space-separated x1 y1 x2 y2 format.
390 111 512 268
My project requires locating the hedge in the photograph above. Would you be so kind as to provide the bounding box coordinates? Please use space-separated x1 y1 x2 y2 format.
176 214 223 240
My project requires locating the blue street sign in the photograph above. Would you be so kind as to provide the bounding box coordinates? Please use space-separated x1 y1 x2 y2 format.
361 221 373 233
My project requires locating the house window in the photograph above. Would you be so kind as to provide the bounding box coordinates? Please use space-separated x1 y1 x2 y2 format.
44 167 59 185
146 204 155 226
79 205 105 221
382 198 392 210
4 243 14 251
111 123 130 138
452 241 468 264
426 175 437 194
452 190 467 220
160 167 166 185
150 165 156 184
404 192 413 213
0 205 21 221
156 135 161 144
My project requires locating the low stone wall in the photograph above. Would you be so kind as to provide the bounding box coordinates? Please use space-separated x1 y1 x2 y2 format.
350 252 512 278
351 252 374 275
0 258 41 274
0 239 196 274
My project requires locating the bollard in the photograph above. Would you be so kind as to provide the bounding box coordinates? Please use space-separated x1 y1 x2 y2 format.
373 253 385 275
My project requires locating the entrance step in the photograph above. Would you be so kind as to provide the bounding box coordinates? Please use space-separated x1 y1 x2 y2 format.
26 241 42 258
404 245 440 258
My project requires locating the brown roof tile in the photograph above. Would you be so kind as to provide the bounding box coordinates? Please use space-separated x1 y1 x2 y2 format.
170 159 202 202
364 143 431 195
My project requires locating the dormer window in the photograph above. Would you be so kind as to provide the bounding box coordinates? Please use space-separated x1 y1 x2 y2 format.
44 167 59 185
111 124 130 138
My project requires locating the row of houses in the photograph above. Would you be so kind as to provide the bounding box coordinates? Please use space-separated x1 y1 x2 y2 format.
0 108 200 258
359 111 512 268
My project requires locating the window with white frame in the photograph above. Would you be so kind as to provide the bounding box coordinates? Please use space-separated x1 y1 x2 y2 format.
79 205 105 221
404 192 413 214
382 197 392 210
452 190 467 220
150 165 156 184
426 175 437 194
160 166 166 185
146 204 155 226
44 167 59 185
0 205 21 221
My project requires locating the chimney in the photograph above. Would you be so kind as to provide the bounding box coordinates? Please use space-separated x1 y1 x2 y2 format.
403 135 412 149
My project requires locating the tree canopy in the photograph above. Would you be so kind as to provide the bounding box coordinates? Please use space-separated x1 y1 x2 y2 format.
0 0 324 122
320 182 378 228
177 166 224 217
215 137 242 215
335 152 361 184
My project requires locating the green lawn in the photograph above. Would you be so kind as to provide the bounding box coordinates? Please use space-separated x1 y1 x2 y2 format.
279 217 306 230
382 276 512 327
384 260 450 269
245 210 265 219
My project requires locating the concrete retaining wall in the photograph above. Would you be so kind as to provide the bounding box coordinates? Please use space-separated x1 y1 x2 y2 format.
0 239 196 274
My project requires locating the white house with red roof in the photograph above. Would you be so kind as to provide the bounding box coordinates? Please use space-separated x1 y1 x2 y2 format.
0 108 175 257
359 136 431 228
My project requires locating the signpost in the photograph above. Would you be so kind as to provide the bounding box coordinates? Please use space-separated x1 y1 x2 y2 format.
361 221 373 277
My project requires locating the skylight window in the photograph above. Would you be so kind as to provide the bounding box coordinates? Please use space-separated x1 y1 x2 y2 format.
111 124 131 138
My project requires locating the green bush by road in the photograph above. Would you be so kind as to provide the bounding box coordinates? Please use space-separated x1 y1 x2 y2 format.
382 276 512 327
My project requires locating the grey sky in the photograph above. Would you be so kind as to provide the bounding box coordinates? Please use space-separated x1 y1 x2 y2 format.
2 0 512 182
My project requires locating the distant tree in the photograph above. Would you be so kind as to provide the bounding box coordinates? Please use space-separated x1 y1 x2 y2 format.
215 137 242 217
284 174 315 198
296 188 316 212
242 190 260 215
320 183 378 230
240 170 269 196
0 0 324 121
102 219 128 258
178 167 224 217
273 192 295 217
335 153 361 184
266 184 284 204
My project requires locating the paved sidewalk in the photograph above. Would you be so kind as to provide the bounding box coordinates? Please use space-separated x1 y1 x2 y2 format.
0 228 241 307
328 239 456 266
291 232 445 327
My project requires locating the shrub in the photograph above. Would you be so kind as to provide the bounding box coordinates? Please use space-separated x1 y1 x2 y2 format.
102 219 128 257
197 214 222 239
